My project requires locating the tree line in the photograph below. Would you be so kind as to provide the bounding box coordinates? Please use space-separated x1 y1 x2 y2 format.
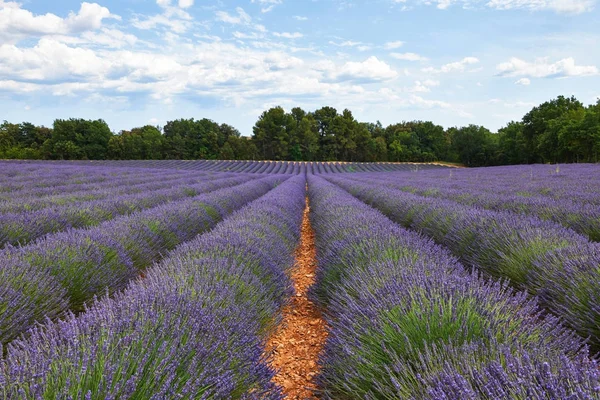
1 95 599 167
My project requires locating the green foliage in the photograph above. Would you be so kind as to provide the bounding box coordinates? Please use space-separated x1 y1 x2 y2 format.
2 95 599 165
48 118 112 160
449 124 497 167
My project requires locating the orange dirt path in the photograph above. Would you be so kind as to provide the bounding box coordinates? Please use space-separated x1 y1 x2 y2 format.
266 197 328 399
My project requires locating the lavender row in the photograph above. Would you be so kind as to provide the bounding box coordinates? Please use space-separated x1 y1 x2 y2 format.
0 174 255 247
344 167 600 240
0 176 283 345
0 169 214 211
325 174 600 351
47 159 450 174
0 161 185 194
308 175 599 399
357 164 600 206
0 167 203 203
0 175 306 399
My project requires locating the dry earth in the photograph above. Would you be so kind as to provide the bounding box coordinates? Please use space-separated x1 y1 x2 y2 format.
266 198 328 399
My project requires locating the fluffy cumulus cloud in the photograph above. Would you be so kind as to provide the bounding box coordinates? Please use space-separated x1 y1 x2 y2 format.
326 56 399 83
0 38 108 81
422 57 479 73
497 57 598 78
178 0 194 8
11 0 595 132
0 1 119 43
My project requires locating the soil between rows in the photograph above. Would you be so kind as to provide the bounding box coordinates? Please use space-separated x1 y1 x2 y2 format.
266 197 328 399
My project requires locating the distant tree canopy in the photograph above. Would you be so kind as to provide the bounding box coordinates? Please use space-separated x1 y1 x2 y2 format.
2 95 599 166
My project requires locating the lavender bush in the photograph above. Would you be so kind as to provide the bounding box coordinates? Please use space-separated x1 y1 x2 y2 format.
341 164 600 241
0 174 253 247
0 176 283 345
0 175 306 399
324 174 600 349
308 175 599 399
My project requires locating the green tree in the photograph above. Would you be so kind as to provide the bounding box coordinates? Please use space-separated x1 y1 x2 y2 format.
47 119 112 160
313 106 339 160
449 125 497 167
252 107 292 160
522 95 584 163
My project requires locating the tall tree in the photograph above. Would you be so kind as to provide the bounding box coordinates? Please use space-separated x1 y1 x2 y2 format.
497 121 527 165
449 125 497 167
522 95 584 163
252 106 292 160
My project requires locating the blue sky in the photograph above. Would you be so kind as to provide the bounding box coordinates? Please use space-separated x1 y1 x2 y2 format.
0 0 599 135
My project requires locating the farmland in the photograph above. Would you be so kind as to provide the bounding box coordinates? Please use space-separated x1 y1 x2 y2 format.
1 160 600 399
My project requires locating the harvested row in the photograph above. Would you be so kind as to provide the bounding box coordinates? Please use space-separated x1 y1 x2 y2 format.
346 170 600 241
0 175 306 399
325 175 600 351
0 170 215 213
0 174 255 247
308 175 600 399
0 175 283 345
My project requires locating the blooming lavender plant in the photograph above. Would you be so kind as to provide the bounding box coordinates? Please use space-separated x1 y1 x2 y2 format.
307 174 599 399
342 164 600 241
324 174 600 350
0 175 306 399
0 171 214 214
0 174 254 247
0 175 283 345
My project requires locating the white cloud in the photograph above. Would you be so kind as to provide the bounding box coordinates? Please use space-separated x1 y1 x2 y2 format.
329 40 371 51
384 40 404 49
422 57 479 73
0 79 40 93
497 57 598 78
486 0 595 14
67 3 120 32
77 28 137 48
330 40 362 47
178 0 194 8
251 0 283 13
410 79 440 92
415 0 595 13
133 1 193 33
515 77 531 85
391 52 427 61
216 7 252 24
293 15 308 20
0 2 118 43
333 56 398 83
132 14 191 33
0 38 108 81
273 32 303 39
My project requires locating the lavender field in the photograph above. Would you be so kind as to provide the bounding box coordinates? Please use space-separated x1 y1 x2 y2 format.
1 160 600 399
